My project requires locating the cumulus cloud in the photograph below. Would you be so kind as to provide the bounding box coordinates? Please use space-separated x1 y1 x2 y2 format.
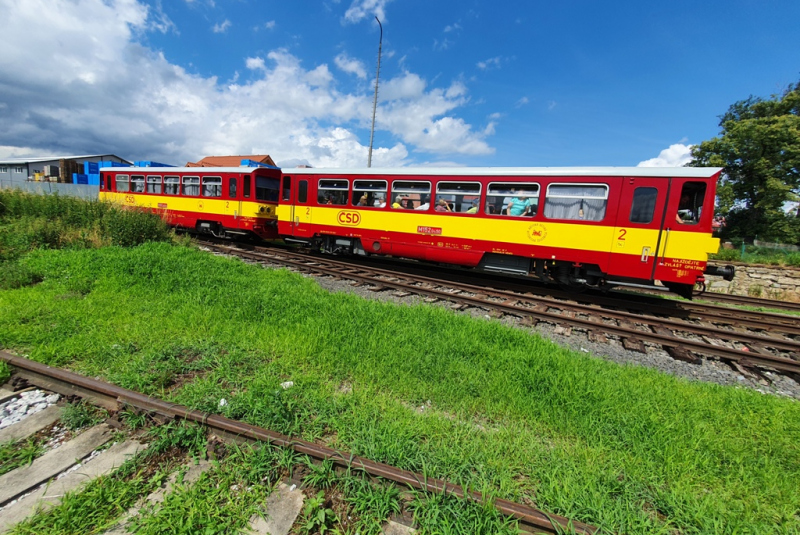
0 0 493 167
637 143 694 167
477 57 503 70
334 53 367 79
343 0 391 24
212 19 231 33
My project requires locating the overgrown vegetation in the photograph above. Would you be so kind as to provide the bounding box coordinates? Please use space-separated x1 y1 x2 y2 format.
0 436 46 477
0 189 175 269
0 242 797 533
711 243 800 266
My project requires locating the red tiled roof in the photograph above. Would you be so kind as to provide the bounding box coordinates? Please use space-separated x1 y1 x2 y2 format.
186 155 276 167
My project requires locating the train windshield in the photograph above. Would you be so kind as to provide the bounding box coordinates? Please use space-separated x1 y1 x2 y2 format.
256 176 280 201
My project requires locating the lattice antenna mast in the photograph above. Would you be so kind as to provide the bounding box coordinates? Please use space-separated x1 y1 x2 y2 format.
367 16 383 168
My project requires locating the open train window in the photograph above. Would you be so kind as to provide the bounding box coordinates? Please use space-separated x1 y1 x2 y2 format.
629 187 658 224
435 182 481 214
202 176 222 197
544 184 608 221
182 176 200 196
116 174 130 193
164 176 179 195
256 176 280 201
318 179 349 205
131 175 145 193
391 180 430 209
486 183 539 216
352 180 387 207
675 182 706 225
146 175 162 194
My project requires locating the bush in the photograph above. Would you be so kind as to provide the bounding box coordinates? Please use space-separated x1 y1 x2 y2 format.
101 206 173 247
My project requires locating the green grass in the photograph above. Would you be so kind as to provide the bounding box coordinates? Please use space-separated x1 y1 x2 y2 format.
711 244 800 266
0 436 46 477
0 241 799 533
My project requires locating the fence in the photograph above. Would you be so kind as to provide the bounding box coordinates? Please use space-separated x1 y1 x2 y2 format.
0 178 98 201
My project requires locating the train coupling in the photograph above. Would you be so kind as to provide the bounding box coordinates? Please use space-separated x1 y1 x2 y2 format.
704 264 735 281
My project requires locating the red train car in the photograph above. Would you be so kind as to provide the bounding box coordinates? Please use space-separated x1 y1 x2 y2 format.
276 167 730 298
99 166 281 240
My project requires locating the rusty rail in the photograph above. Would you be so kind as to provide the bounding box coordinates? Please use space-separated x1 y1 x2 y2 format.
0 351 597 535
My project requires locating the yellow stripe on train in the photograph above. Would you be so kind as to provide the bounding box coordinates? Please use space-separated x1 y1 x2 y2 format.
277 205 719 261
101 192 278 219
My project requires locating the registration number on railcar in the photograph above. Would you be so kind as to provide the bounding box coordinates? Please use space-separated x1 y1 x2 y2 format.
417 226 442 235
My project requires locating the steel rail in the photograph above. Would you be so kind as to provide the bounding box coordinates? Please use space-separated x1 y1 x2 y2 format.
207 243 800 376
0 352 597 535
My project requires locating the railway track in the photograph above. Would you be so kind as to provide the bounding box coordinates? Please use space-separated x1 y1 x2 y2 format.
199 240 800 382
0 352 596 535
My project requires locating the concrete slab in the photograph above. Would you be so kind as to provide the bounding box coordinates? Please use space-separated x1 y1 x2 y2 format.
248 483 305 535
383 520 416 534
0 405 61 444
0 439 144 533
102 459 214 534
0 423 113 505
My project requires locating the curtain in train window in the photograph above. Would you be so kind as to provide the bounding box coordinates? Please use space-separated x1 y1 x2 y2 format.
629 187 658 224
164 176 179 195
116 175 130 193
146 175 162 194
130 175 145 193
182 176 200 196
544 184 608 221
202 176 222 197
318 179 349 205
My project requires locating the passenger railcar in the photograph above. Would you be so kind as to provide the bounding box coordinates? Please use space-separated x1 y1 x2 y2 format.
99 166 281 240
276 167 729 298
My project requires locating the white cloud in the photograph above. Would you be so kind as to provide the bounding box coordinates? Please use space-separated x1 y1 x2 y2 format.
334 53 367 79
0 0 493 166
444 22 461 33
264 20 276 30
343 0 391 24
477 56 502 70
515 97 529 107
212 19 231 33
638 143 694 167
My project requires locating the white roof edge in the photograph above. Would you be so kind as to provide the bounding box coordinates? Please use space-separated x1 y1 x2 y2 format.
100 166 723 178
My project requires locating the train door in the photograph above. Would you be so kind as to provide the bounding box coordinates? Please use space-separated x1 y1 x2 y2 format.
653 177 714 284
613 177 670 281
224 176 240 227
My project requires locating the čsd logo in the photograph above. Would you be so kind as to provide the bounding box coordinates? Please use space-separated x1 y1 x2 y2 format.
337 211 361 226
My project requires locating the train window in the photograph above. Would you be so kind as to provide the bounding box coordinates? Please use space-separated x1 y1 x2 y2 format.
298 180 308 203
352 180 387 207
164 176 179 195
202 176 222 197
435 182 481 214
675 182 706 225
116 174 130 193
229 178 237 199
282 176 291 201
544 184 608 221
256 176 280 201
243 176 251 198
391 180 430 209
486 183 539 216
99 173 105 190
131 175 145 193
182 176 200 196
318 179 349 205
146 175 162 194
629 187 658 224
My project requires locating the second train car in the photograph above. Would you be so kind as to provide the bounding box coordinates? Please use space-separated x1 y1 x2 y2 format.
275 166 731 298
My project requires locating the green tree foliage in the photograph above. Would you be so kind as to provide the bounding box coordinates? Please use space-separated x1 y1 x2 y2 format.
690 81 800 243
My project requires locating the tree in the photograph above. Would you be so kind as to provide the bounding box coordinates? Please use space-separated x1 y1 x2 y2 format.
690 81 800 243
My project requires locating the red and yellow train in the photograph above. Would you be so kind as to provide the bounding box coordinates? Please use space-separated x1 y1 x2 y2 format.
100 165 732 298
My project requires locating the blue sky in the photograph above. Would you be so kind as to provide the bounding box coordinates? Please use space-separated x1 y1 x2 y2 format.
1 0 798 168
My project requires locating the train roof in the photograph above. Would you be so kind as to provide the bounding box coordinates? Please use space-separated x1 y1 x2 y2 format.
101 166 722 178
